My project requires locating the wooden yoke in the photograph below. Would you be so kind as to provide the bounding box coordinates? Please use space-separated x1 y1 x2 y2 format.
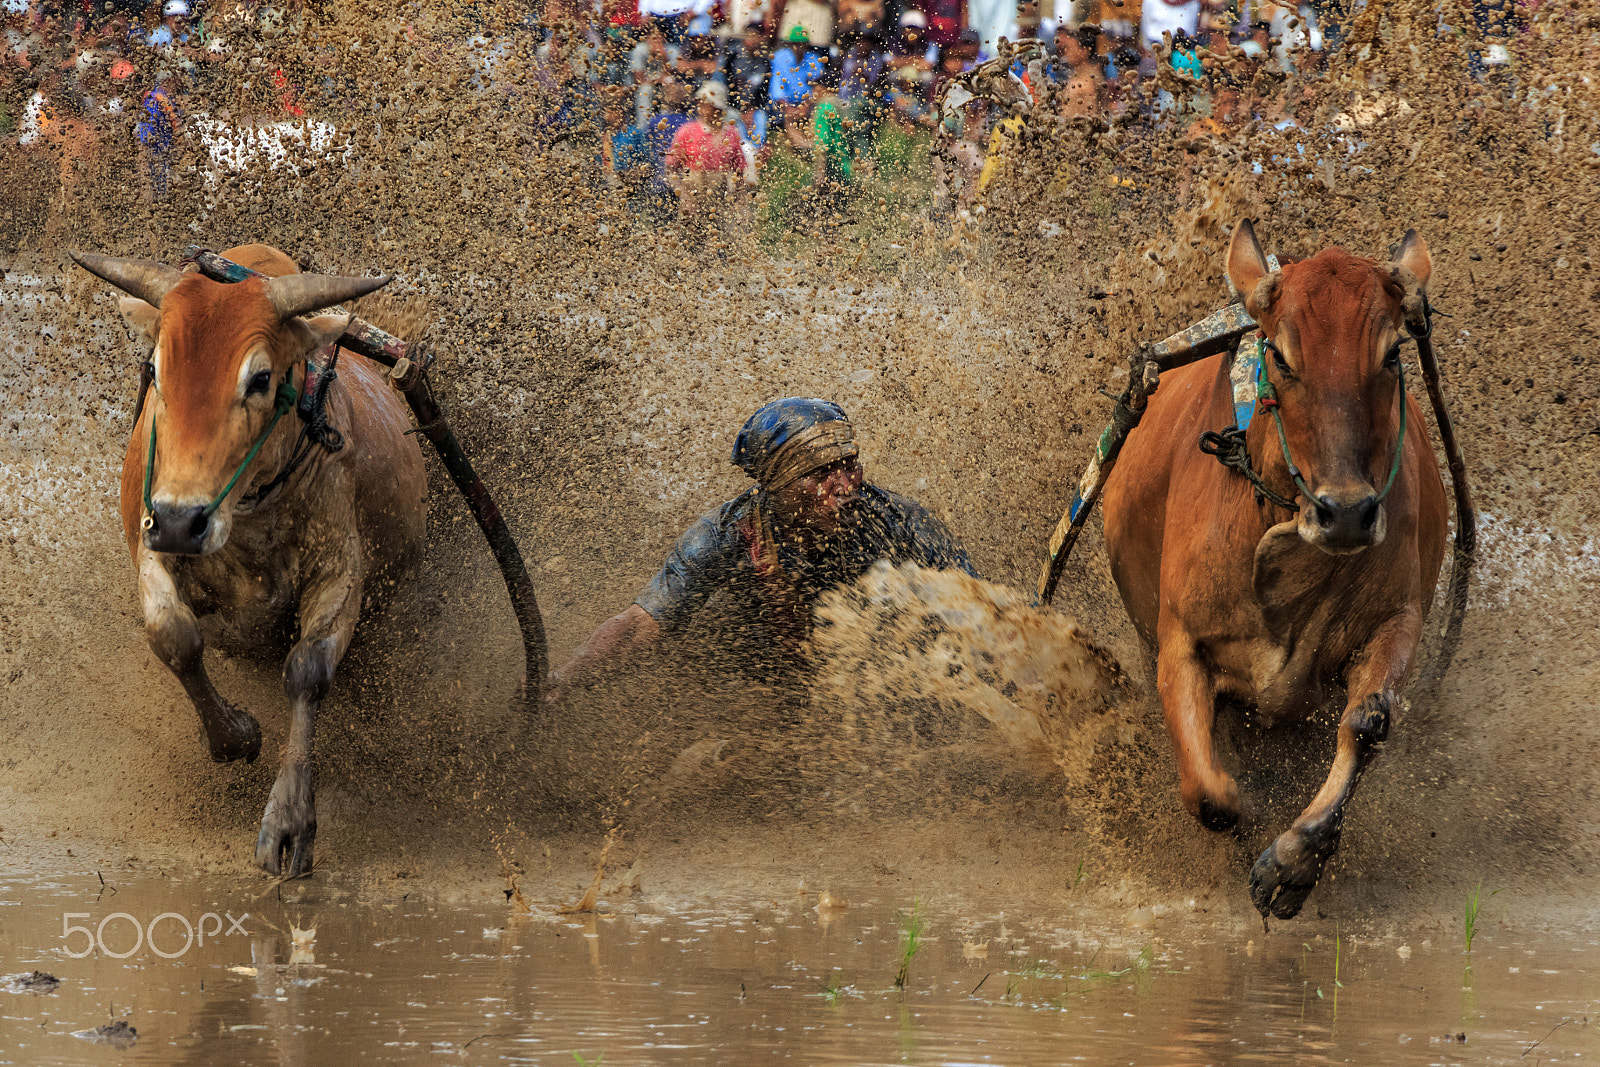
1037 302 1259 605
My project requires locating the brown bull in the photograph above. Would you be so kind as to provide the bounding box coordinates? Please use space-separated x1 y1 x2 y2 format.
72 244 427 878
1101 221 1448 919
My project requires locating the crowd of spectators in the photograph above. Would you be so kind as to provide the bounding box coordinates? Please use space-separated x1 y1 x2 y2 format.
3 0 305 199
476 0 1360 226
2 0 1529 221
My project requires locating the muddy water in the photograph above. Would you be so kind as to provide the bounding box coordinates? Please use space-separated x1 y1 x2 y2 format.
4 865 1596 1066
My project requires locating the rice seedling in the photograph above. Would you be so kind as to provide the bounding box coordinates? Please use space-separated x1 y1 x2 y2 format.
1075 956 1132 982
1133 943 1154 973
894 901 928 990
1464 883 1500 953
1014 959 1065 981
815 971 849 1004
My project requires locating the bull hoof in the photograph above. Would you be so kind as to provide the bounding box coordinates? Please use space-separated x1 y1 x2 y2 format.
1249 825 1338 920
1184 778 1241 833
255 781 315 878
205 702 262 764
1198 798 1240 832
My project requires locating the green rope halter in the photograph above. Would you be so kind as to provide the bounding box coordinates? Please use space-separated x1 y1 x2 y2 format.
141 378 301 525
1253 338 1408 510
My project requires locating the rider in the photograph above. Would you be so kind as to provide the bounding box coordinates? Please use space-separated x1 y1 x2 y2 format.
546 397 975 701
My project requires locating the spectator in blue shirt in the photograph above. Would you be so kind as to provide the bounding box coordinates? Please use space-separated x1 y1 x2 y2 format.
840 32 886 160
135 75 182 199
768 23 824 145
646 75 693 218
605 101 656 218
727 22 770 114
1169 28 1203 80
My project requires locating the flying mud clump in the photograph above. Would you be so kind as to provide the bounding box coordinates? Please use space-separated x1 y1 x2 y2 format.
809 562 1136 775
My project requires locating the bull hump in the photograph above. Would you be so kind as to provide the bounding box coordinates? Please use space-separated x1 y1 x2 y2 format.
220 244 299 277
177 271 272 310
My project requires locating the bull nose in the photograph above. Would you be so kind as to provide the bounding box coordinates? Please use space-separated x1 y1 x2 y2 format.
144 502 211 554
1311 492 1380 545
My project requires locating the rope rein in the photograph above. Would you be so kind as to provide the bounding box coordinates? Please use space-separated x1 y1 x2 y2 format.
1198 423 1299 510
1200 331 1416 511
138 356 345 525
242 351 346 508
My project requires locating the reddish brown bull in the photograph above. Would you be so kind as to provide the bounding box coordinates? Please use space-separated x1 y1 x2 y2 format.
1101 221 1448 919
72 244 427 878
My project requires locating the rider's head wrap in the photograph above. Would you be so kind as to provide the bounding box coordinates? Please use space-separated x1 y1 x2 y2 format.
733 398 858 491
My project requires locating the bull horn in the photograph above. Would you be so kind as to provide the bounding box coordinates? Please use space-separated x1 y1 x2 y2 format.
70 251 185 308
267 272 392 321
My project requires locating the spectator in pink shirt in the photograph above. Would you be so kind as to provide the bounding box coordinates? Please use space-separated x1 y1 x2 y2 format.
666 80 748 223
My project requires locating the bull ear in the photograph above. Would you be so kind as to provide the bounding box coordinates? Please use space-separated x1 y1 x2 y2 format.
1225 220 1274 314
71 251 184 308
1387 229 1432 335
118 296 161 344
1226 220 1281 320
267 273 391 321
1392 229 1432 288
282 313 353 358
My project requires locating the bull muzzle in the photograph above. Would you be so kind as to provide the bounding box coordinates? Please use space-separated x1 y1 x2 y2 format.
1301 488 1386 554
143 501 214 555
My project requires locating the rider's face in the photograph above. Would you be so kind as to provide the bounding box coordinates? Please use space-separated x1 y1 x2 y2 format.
771 456 863 535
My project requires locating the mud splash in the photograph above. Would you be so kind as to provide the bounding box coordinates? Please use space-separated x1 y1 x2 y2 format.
812 562 1134 768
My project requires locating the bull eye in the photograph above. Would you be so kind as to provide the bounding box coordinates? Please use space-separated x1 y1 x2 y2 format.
1383 341 1403 371
1266 340 1292 377
246 369 273 398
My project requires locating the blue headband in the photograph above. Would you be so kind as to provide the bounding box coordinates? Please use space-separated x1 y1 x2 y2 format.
732 397 858 488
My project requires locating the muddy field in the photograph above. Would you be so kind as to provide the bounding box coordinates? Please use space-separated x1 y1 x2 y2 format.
2 0 1598 952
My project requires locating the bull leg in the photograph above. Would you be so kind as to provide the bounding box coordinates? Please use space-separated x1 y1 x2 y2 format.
1249 613 1419 919
256 564 359 878
1157 629 1241 832
140 554 261 763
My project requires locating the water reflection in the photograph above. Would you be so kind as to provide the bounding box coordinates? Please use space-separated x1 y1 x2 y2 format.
2 866 1595 1066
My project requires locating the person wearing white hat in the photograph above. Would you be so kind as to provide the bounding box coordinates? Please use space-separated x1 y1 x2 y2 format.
666 79 748 223
885 7 937 123
148 1 192 49
4 0 42 72
1139 0 1200 53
